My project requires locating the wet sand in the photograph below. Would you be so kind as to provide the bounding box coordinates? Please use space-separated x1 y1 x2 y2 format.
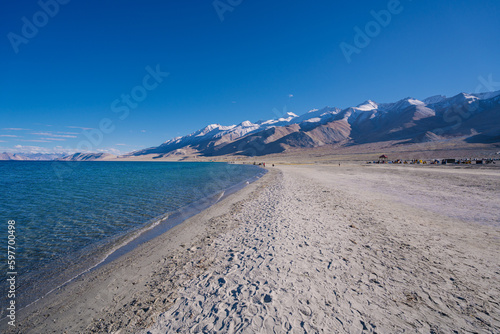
7 164 500 333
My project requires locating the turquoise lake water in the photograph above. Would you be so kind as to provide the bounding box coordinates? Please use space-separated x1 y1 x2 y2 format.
0 161 263 312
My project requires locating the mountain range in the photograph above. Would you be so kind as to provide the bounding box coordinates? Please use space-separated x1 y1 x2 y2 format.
2 90 499 161
0 153 66 161
0 152 117 161
123 90 500 158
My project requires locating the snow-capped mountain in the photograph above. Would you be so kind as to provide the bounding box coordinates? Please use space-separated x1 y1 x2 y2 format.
125 90 500 158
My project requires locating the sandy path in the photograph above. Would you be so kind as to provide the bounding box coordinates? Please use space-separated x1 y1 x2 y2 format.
143 165 500 333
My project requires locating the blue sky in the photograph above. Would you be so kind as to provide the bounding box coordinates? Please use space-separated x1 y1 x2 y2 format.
1 0 499 154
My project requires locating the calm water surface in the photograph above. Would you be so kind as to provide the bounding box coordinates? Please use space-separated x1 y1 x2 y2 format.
0 161 263 312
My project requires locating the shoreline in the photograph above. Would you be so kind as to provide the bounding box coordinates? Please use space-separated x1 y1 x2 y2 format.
0 163 266 330
144 164 500 333
3 167 276 333
6 164 500 333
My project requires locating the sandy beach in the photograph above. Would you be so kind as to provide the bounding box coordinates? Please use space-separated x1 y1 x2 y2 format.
8 164 500 333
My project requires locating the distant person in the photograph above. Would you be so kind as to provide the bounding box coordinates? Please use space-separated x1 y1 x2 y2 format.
272 164 275 167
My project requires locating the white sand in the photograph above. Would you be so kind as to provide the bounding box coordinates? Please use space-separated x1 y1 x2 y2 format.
142 165 500 333
10 164 500 333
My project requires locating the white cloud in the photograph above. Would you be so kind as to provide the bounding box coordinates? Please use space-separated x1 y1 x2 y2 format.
53 134 77 138
288 94 294 98
57 131 79 135
42 138 67 141
0 135 18 137
51 146 79 154
32 132 77 138
116 143 127 146
3 144 74 155
96 148 122 155
141 130 147 133
5 142 124 155
18 139 51 143
2 128 31 131
13 145 53 153
67 126 93 131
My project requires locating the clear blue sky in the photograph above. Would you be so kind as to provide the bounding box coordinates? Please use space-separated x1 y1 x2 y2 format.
1 0 499 154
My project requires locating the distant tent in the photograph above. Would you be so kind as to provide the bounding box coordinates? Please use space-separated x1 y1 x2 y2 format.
379 154 388 159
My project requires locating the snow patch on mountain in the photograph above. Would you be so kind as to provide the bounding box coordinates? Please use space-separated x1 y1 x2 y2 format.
356 100 378 111
423 95 447 105
473 90 500 100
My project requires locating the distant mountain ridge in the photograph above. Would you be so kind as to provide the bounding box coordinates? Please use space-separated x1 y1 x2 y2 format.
0 152 116 161
0 153 66 161
57 153 117 161
124 90 500 158
3 90 499 161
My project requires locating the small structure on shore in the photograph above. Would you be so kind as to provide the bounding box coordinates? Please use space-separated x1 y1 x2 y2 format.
367 156 498 165
378 154 388 163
